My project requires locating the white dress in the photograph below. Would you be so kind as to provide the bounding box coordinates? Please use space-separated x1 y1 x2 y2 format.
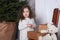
18 18 36 40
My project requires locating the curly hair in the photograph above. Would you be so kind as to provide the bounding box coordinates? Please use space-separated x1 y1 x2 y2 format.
19 5 35 20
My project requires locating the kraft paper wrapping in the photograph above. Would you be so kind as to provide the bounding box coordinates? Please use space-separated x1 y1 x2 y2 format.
0 22 16 40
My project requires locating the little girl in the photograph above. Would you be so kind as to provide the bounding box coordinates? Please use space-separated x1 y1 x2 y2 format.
18 5 36 40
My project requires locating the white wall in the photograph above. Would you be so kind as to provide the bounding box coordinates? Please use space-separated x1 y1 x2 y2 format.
28 0 35 9
35 0 60 24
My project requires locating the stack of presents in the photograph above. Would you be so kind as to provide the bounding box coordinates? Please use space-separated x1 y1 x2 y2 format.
28 23 58 40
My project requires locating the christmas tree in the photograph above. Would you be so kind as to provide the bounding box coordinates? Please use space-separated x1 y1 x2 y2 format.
0 0 28 22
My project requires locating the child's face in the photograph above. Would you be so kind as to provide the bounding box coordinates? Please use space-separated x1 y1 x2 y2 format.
23 8 30 18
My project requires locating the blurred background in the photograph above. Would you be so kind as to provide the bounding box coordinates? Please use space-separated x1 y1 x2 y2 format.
0 0 60 40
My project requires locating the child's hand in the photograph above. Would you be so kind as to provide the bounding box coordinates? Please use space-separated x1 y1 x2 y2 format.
27 24 34 29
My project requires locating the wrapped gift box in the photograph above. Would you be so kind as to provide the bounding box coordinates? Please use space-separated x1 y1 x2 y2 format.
28 24 48 40
28 31 48 40
0 22 16 40
36 24 47 33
